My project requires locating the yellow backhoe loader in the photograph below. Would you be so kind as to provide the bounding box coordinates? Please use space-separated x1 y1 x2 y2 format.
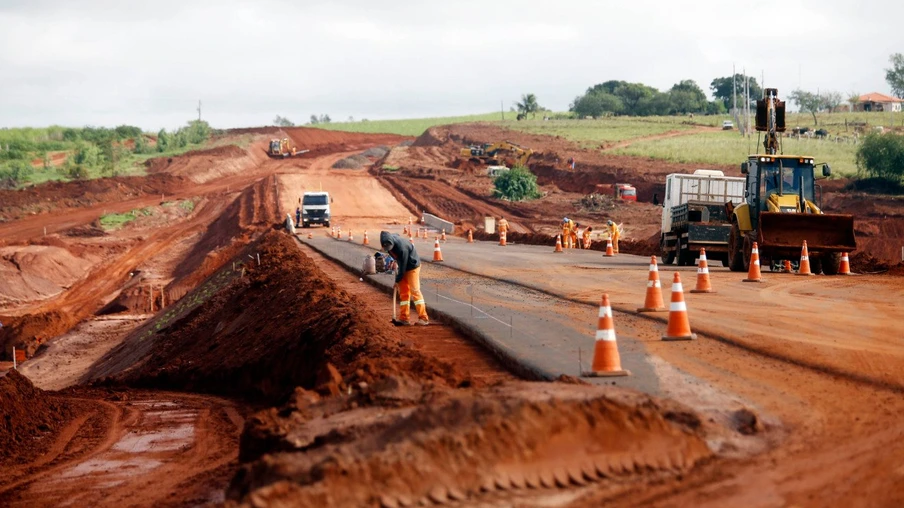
268 138 310 158
460 141 533 167
727 88 856 274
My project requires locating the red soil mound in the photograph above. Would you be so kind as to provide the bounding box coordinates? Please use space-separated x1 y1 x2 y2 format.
0 370 80 466
0 310 78 360
0 245 98 306
144 144 259 183
228 383 711 507
96 230 466 403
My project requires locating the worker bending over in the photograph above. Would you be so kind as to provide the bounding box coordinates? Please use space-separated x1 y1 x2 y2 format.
582 226 593 249
380 231 429 326
562 217 578 249
606 220 621 254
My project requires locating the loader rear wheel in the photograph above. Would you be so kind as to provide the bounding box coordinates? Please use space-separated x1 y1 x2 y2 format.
677 239 694 266
728 222 746 272
821 253 842 275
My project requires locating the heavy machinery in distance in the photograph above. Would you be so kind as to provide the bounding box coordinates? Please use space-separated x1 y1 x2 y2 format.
460 141 533 167
660 170 745 266
727 88 856 274
268 138 310 158
594 183 638 202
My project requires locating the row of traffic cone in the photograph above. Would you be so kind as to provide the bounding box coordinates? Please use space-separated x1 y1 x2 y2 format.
585 270 698 377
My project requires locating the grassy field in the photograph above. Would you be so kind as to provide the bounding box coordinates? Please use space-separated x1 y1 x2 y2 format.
508 117 701 147
611 130 860 175
315 112 504 136
99 207 153 230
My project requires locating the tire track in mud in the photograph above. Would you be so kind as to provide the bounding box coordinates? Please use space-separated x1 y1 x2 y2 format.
2 392 244 507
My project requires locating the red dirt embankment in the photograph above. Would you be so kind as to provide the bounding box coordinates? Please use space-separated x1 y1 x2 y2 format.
95 230 467 403
0 174 184 223
0 370 81 467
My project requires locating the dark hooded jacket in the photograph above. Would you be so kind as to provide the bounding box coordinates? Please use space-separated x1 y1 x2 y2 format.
380 231 420 283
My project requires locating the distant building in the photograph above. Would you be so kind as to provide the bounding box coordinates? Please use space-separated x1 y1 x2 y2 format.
855 92 903 113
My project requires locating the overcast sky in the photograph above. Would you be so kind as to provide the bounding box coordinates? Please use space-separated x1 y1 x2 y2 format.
1 0 902 131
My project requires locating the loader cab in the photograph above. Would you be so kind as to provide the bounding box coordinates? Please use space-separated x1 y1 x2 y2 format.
269 139 281 155
742 155 817 227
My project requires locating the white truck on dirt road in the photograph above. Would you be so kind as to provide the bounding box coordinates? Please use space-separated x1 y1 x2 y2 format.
300 191 332 228
660 170 745 266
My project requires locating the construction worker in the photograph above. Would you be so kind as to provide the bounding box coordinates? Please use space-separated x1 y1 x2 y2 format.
562 217 577 249
380 231 429 326
606 220 621 254
497 216 509 235
582 226 593 249
295 207 301 226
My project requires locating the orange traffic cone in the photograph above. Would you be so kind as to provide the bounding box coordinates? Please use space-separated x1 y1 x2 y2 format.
422 228 428 240
441 229 447 243
467 229 474 243
499 231 507 246
408 228 413 241
797 241 814 276
584 294 630 377
348 230 353 242
637 256 667 312
743 242 763 282
362 231 369 245
839 252 852 275
662 273 697 341
784 260 792 273
690 248 714 293
337 227 342 240
554 235 564 253
432 238 444 262
330 226 335 238
604 238 615 257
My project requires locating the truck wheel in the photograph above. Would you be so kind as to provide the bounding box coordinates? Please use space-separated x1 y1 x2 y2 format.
728 222 746 272
821 253 842 275
721 254 730 268
324 221 330 228
662 250 676 265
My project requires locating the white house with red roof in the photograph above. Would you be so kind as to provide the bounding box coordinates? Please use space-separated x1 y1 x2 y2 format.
856 92 903 112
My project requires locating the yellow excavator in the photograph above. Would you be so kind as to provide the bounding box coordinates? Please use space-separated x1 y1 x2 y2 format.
268 138 309 158
727 88 856 274
460 141 533 167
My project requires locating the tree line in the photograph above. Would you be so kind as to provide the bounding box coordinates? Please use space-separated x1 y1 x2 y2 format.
0 120 212 188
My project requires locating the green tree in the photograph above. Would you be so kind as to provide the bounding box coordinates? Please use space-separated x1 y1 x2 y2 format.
157 129 170 152
710 75 763 110
570 91 623 117
613 82 658 114
788 89 823 125
820 91 843 113
309 115 320 125
273 115 294 127
856 133 904 182
515 93 541 119
848 92 861 112
319 114 331 124
133 135 150 154
493 166 541 201
183 120 211 144
706 100 727 115
668 80 707 114
886 53 904 99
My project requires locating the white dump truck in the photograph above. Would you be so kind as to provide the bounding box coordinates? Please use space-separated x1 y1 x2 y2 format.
660 170 745 266
300 191 332 228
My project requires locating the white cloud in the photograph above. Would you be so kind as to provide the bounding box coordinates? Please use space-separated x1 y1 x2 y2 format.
0 0 902 130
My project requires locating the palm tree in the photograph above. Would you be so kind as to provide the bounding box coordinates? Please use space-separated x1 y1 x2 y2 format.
515 93 541 119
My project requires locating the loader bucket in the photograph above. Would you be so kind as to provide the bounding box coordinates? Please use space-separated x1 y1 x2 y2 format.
758 212 856 253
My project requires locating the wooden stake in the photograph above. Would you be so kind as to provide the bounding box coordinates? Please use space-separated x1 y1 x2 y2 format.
256 253 260 266
12 347 17 370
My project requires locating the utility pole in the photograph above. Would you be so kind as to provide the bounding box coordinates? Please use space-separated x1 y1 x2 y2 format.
745 70 751 138
197 100 202 121
732 64 738 133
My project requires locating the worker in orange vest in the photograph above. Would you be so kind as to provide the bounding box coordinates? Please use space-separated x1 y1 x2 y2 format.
562 217 578 248
606 220 621 254
582 226 593 249
497 216 509 235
